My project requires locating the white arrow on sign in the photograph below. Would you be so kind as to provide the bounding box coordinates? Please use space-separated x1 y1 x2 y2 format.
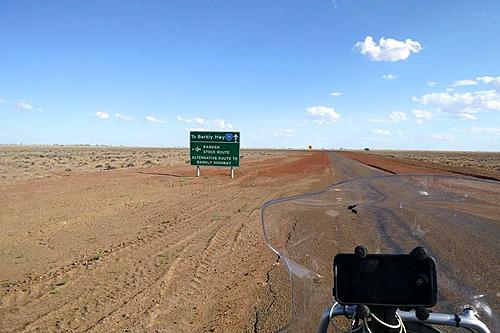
234 134 239 142
195 147 201 152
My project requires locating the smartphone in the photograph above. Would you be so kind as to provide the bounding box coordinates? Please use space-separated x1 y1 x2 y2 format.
334 253 437 307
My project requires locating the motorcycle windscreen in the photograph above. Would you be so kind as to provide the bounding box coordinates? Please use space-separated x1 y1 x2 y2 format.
261 175 500 333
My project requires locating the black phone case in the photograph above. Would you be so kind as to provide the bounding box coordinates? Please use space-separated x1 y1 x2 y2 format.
333 253 437 307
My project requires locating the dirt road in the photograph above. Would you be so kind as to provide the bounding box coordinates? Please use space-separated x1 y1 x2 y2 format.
1 150 498 332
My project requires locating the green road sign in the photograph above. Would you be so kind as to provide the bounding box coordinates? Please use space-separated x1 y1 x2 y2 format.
190 131 240 167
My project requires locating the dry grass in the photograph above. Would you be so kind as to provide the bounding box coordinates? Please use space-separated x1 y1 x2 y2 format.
0 145 287 183
365 150 500 174
0 145 190 183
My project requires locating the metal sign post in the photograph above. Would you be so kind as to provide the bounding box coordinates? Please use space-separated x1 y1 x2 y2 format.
190 131 240 178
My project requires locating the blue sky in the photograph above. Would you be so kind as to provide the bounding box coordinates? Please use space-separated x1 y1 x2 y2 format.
1 0 499 150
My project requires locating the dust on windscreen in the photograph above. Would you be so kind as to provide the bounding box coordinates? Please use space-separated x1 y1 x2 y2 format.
261 175 500 332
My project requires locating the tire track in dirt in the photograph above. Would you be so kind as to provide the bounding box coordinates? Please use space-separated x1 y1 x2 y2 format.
1 182 247 332
2 190 224 304
143 191 277 332
190 220 235 293
137 180 306 332
81 246 191 333
1 151 334 333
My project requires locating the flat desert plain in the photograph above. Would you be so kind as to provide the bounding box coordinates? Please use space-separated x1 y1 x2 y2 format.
0 146 498 332
0 146 335 333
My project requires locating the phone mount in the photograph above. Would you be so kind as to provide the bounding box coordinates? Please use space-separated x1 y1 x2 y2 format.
354 245 429 261
354 245 430 322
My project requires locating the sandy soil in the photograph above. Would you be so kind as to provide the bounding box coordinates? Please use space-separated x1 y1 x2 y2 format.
0 146 498 332
0 147 334 333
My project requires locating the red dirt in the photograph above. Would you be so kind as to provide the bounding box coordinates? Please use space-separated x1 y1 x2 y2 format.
0 150 335 333
135 152 332 181
256 152 332 177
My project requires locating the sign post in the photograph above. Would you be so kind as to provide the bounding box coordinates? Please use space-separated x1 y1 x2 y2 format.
190 131 240 178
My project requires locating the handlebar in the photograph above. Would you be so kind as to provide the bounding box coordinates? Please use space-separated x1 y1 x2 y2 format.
318 303 491 333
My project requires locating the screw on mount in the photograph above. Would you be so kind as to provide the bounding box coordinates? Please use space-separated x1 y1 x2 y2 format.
354 245 368 259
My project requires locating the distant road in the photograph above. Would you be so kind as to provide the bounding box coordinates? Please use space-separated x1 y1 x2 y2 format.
329 151 386 178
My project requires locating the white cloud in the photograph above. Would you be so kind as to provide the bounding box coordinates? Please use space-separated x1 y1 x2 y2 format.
445 88 455 92
368 118 387 123
451 79 477 87
468 126 500 136
427 81 438 87
354 36 423 62
181 117 233 129
115 113 134 121
372 129 391 136
330 91 343 97
272 128 297 137
382 74 398 80
95 111 110 119
0 98 5 103
37 108 42 112
176 116 205 124
307 105 341 124
413 90 500 116
456 113 477 120
412 109 433 124
389 111 407 122
485 99 500 110
425 133 456 141
145 115 167 124
176 115 190 122
476 76 500 84
186 127 207 132
15 101 33 111
213 119 233 129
